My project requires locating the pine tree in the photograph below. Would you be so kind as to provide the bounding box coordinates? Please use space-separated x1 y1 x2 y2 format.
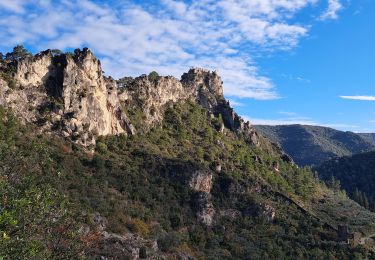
5 45 32 62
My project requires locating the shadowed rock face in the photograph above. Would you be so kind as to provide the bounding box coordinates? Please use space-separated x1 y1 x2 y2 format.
0 48 284 155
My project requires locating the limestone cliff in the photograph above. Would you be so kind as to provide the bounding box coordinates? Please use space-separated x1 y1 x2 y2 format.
117 67 275 152
0 47 286 158
0 48 134 146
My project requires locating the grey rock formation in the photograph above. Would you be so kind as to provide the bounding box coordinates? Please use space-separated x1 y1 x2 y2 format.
189 170 213 193
188 170 215 226
118 67 270 151
0 48 134 146
195 192 215 226
0 48 286 157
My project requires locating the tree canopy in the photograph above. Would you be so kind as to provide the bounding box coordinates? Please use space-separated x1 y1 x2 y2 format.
5 45 32 62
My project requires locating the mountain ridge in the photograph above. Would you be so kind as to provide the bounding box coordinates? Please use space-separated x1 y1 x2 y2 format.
254 124 375 166
0 48 260 147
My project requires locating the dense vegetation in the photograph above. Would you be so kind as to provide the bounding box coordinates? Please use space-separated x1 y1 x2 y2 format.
317 151 375 212
1 102 375 258
0 108 82 258
255 124 375 167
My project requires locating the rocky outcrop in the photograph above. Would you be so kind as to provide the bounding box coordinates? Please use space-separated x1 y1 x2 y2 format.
0 48 134 146
189 170 213 193
0 47 288 157
188 170 215 226
118 67 269 151
118 75 188 129
195 193 215 226
79 212 167 259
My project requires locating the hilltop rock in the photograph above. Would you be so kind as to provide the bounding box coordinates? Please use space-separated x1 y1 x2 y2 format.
0 47 287 157
119 75 188 129
0 48 134 146
119 67 269 151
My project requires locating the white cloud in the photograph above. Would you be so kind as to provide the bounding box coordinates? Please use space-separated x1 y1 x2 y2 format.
340 96 375 101
279 111 298 116
247 117 317 126
320 0 342 20
323 123 359 129
0 0 26 13
244 110 359 131
0 0 342 100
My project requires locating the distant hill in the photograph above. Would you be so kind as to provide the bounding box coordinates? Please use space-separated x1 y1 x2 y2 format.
317 151 375 211
254 125 375 166
358 133 375 144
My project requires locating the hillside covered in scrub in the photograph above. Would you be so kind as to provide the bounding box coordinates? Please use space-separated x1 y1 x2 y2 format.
1 46 375 259
317 150 375 213
255 124 375 167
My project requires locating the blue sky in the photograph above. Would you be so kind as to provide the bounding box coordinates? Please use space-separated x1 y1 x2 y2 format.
0 0 374 132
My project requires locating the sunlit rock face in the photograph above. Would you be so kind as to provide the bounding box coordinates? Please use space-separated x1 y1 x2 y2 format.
0 48 134 146
0 47 284 155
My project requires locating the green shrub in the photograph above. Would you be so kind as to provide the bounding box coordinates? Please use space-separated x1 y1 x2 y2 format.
1 71 17 89
126 218 150 236
158 232 182 252
148 71 159 82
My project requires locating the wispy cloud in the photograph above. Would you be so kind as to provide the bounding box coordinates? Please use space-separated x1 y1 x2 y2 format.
281 74 311 84
320 0 343 20
244 111 317 126
0 0 26 13
278 111 298 116
340 96 375 101
228 99 244 107
323 123 359 129
0 0 342 100
244 110 359 131
247 117 317 126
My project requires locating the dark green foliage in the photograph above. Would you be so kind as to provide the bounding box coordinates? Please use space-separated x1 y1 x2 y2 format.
74 102 371 258
0 70 16 89
157 232 181 252
0 108 82 259
255 125 375 166
5 45 32 62
117 76 134 89
148 71 159 82
139 246 147 258
317 151 375 211
0 101 373 258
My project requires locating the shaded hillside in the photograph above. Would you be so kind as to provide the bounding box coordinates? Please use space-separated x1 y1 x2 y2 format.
254 124 375 166
317 151 375 212
2 47 375 259
358 133 375 144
